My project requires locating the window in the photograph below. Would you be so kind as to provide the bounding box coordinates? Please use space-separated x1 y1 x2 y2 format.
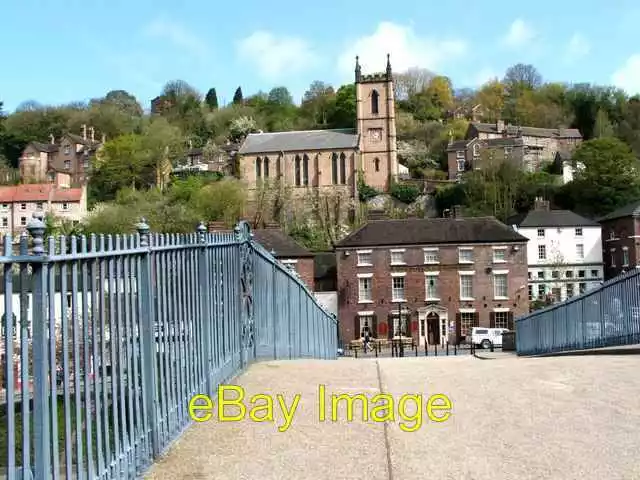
623 247 630 266
537 271 545 279
459 274 474 300
537 284 546 298
20 203 26 210
579 283 587 294
390 249 405 265
566 283 575 298
565 270 573 278
493 273 508 299
423 248 439 264
263 157 270 178
374 158 380 172
528 285 533 300
62 203 69 210
591 269 598 278
356 250 372 266
391 275 405 302
457 159 465 172
371 90 379 114
458 248 473 263
391 314 408 338
538 245 546 260
1 204 7 208
578 270 585 278
302 154 309 186
552 287 562 301
456 150 465 159
610 249 616 267
492 247 507 263
460 312 476 337
609 230 616 240
494 311 509 329
64 145 70 155
1 218 7 227
36 202 43 210
358 315 375 338
552 270 560 279
575 228 583 237
281 259 297 272
331 153 338 184
339 153 346 184
358 276 372 302
64 160 71 170
255 157 262 178
294 155 301 186
20 217 26 226
472 144 480 157
425 273 439 300
576 244 584 260
537 229 545 238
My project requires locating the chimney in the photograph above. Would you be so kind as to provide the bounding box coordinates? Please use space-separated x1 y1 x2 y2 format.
89 127 95 142
49 134 55 144
82 124 87 140
533 197 550 211
496 119 505 133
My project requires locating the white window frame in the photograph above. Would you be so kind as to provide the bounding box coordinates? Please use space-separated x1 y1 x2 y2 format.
494 310 509 329
610 248 616 268
423 247 439 264
356 249 373 267
456 150 465 159
459 271 475 301
62 202 69 210
20 203 26 210
492 246 507 263
1 217 7 227
575 227 583 237
357 273 373 303
492 270 509 300
20 217 27 226
537 228 545 238
538 245 546 261
457 159 465 172
458 247 474 264
424 271 439 301
391 272 406 302
575 244 584 260
389 248 406 265
622 247 630 267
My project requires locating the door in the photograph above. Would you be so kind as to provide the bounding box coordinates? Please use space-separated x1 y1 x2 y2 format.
418 314 426 345
427 312 440 345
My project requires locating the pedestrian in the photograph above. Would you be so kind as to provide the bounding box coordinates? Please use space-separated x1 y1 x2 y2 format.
363 327 371 353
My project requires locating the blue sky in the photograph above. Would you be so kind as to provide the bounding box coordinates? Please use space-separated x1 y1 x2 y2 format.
2 0 640 112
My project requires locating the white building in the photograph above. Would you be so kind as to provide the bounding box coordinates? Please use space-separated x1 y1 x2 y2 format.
510 201 604 303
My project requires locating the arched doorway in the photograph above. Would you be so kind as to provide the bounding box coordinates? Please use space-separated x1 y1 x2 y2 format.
426 312 440 345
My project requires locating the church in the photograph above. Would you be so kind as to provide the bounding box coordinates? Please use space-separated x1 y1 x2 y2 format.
236 55 400 198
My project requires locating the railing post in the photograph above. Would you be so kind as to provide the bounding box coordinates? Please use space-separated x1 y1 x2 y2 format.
136 218 160 457
27 212 51 479
197 222 213 396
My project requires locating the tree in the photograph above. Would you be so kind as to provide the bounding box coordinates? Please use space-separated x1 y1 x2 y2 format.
327 84 356 129
593 109 614 138
393 67 434 102
233 87 244 105
616 96 640 155
205 88 219 110
558 137 640 217
228 116 258 143
475 80 506 121
300 81 335 127
503 64 543 91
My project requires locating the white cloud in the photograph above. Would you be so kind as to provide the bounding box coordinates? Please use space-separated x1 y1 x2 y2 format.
236 31 319 80
472 68 499 86
143 18 209 61
501 19 536 48
336 22 467 80
612 54 640 95
566 33 590 59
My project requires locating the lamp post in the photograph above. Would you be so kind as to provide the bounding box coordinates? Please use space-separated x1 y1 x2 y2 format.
396 301 404 358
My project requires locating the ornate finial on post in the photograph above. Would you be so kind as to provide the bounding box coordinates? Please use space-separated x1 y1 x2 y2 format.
196 221 207 243
355 55 362 83
136 217 150 247
27 211 46 255
386 53 392 78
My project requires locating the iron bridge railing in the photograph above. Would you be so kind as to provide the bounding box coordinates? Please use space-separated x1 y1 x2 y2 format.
0 213 337 479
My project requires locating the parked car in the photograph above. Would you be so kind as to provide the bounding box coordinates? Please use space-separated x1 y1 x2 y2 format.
471 327 510 349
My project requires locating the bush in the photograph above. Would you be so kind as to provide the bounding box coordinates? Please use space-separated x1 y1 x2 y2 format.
389 182 420 204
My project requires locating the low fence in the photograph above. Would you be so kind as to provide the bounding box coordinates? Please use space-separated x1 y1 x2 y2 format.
0 214 337 479
340 339 508 358
515 268 640 356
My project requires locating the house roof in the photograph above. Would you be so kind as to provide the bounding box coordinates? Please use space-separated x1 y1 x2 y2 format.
470 122 582 139
0 184 83 203
251 229 314 258
65 133 102 148
335 217 528 248
238 129 359 155
28 142 59 153
598 200 640 222
446 140 471 151
508 210 600 228
483 137 523 147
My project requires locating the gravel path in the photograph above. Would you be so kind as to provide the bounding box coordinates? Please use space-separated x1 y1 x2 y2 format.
144 354 640 480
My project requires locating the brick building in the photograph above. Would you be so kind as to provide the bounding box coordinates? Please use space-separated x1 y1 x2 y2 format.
334 216 529 346
598 199 640 280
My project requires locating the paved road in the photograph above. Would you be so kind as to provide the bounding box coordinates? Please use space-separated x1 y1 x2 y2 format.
144 353 640 480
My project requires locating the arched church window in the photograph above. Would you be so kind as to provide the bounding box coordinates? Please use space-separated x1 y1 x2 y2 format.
371 90 379 115
339 153 347 184
255 157 262 178
294 155 301 186
302 154 309 186
263 156 270 178
331 153 338 184
374 158 380 172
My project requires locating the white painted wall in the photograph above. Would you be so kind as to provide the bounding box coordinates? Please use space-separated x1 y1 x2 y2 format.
314 291 337 317
514 224 603 302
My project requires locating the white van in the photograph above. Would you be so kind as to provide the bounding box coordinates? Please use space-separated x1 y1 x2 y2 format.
471 327 510 349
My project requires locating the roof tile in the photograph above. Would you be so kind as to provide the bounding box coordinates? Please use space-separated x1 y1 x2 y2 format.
0 184 83 203
238 129 359 155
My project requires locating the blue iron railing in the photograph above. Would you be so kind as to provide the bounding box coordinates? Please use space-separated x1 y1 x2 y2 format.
0 213 337 479
515 268 640 356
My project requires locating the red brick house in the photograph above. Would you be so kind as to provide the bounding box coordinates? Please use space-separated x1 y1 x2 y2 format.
598 199 640 280
334 216 529 346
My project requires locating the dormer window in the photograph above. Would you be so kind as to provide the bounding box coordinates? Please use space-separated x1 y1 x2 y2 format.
63 145 71 155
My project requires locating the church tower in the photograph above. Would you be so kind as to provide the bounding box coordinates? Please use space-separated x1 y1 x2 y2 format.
355 54 398 191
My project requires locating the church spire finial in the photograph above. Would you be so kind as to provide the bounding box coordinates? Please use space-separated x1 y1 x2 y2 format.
386 53 392 77
355 55 362 83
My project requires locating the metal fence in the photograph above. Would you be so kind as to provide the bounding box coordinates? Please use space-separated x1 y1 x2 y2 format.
0 214 337 480
515 268 640 356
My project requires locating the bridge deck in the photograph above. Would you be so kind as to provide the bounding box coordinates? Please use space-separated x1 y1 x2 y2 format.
144 354 640 480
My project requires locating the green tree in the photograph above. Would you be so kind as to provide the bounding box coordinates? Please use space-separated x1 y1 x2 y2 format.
233 87 244 105
300 81 335 127
593 108 614 138
205 88 219 110
327 84 356 129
